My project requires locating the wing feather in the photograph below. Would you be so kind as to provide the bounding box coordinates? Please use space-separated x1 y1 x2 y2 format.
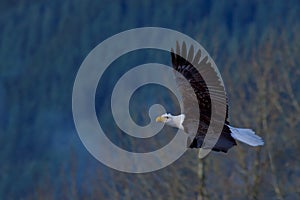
171 42 232 148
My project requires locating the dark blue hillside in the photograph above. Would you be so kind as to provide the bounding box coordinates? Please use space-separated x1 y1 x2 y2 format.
0 0 299 199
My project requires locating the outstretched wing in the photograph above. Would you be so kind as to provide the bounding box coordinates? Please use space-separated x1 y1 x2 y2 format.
171 41 230 148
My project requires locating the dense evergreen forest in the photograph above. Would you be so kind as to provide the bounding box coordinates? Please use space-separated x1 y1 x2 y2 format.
1 0 299 199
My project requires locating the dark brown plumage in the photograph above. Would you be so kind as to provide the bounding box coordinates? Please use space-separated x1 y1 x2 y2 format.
171 42 236 153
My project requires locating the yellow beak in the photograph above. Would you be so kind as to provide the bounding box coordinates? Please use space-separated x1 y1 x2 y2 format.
156 116 164 122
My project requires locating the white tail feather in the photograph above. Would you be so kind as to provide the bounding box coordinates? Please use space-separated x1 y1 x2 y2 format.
229 126 264 146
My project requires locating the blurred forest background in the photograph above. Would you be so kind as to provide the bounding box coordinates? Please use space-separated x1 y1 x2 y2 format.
1 0 299 199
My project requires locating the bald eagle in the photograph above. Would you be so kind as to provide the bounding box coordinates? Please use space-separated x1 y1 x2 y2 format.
156 42 264 153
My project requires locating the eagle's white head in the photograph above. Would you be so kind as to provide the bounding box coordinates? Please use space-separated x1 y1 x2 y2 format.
155 113 185 130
